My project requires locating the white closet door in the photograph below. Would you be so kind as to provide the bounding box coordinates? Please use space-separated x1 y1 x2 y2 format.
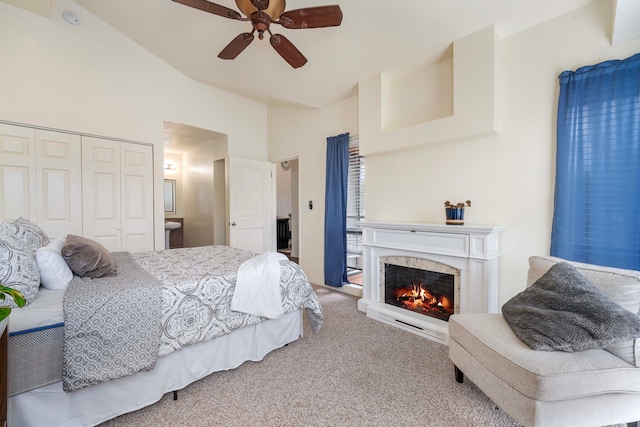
0 123 36 222
35 130 82 239
120 142 154 252
82 136 122 252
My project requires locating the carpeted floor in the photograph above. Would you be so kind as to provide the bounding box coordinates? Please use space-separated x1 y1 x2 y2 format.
100 287 520 427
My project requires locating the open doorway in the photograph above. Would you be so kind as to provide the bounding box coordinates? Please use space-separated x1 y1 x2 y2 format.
276 158 299 264
163 121 227 249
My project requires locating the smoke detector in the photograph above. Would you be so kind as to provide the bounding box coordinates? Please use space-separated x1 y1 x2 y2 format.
63 10 80 25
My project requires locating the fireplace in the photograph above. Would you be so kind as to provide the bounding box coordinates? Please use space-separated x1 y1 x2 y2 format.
358 222 503 344
383 258 458 321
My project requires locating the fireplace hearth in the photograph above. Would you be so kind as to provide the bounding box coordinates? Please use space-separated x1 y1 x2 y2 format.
357 221 503 344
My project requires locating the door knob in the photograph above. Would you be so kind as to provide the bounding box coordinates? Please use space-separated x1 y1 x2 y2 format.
231 222 237 226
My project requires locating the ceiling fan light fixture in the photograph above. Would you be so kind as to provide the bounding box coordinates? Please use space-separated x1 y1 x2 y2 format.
236 0 285 20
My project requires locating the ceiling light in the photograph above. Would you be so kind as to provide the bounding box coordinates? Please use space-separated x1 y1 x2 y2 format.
63 10 80 26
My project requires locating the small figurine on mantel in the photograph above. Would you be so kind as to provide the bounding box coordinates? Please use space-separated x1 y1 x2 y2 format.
444 200 471 225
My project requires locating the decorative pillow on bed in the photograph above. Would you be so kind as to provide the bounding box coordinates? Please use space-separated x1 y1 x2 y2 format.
502 262 640 352
0 217 50 254
36 236 74 290
0 241 40 307
61 235 117 278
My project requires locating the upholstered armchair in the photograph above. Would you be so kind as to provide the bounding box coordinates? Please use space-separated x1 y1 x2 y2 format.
449 256 640 427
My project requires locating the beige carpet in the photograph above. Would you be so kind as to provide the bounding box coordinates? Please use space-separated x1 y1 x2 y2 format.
100 287 520 427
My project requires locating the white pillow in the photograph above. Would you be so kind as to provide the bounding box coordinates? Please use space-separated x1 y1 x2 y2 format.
36 236 73 290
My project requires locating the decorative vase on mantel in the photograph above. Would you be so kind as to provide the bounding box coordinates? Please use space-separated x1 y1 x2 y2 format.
444 200 471 225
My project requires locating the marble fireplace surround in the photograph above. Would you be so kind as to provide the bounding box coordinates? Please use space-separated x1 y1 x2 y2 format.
358 221 504 345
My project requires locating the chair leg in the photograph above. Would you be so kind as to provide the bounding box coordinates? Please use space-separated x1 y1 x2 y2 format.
454 365 464 383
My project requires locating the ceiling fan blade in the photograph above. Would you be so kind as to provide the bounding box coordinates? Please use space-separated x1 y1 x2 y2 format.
218 33 255 60
173 0 242 20
278 5 342 29
270 34 307 68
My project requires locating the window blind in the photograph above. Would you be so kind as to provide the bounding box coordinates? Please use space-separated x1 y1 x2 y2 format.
347 137 365 253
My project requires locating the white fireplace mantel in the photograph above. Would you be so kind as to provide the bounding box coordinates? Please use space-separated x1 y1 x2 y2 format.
358 221 504 344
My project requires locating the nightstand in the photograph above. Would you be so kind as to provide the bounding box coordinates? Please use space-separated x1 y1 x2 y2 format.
0 316 8 427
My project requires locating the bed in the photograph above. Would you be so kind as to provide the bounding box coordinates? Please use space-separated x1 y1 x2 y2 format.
2 224 323 427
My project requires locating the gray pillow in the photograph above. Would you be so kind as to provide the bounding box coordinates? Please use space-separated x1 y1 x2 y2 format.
0 241 40 307
61 235 117 278
502 262 640 352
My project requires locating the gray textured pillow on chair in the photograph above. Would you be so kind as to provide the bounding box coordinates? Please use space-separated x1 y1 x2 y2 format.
503 262 640 352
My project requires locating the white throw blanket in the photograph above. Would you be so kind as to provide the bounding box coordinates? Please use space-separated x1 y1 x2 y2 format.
231 251 287 318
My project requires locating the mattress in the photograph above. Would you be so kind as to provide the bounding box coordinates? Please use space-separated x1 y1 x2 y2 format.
8 309 303 427
8 288 65 396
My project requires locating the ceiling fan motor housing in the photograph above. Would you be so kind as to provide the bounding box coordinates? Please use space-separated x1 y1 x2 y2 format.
251 12 271 39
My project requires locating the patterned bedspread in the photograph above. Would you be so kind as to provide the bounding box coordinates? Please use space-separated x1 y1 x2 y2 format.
62 245 323 392
132 246 323 356
63 252 163 392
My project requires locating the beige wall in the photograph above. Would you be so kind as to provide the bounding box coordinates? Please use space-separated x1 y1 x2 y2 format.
3 0 639 305
0 0 268 249
269 0 640 305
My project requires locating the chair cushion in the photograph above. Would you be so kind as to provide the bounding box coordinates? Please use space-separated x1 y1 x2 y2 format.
528 256 640 366
502 262 640 352
449 313 640 402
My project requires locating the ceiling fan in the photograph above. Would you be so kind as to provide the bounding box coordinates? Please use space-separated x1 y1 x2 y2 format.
173 0 343 68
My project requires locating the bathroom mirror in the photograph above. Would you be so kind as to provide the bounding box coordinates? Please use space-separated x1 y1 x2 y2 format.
164 179 176 214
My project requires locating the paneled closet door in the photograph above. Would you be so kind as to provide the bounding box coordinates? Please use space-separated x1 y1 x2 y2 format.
120 143 154 252
0 123 36 222
35 130 82 239
82 136 122 252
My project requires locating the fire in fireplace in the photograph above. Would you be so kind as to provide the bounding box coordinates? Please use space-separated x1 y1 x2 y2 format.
384 263 455 321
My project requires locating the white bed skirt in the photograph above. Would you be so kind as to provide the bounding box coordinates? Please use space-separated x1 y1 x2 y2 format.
8 309 303 427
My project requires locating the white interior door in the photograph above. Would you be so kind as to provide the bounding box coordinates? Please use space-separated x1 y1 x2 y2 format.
82 136 122 252
120 142 154 252
227 156 274 253
35 130 82 238
0 123 36 222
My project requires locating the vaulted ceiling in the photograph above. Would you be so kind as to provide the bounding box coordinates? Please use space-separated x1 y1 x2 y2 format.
4 0 640 108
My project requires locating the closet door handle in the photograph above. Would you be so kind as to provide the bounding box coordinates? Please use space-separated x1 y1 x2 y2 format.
230 222 237 226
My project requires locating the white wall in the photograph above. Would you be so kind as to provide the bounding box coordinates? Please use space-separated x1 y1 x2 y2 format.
0 0 268 249
276 165 292 218
268 97 358 284
163 152 184 219
182 144 214 247
269 0 640 305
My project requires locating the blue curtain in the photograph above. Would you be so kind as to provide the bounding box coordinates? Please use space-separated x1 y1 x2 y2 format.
551 53 640 270
324 132 350 287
